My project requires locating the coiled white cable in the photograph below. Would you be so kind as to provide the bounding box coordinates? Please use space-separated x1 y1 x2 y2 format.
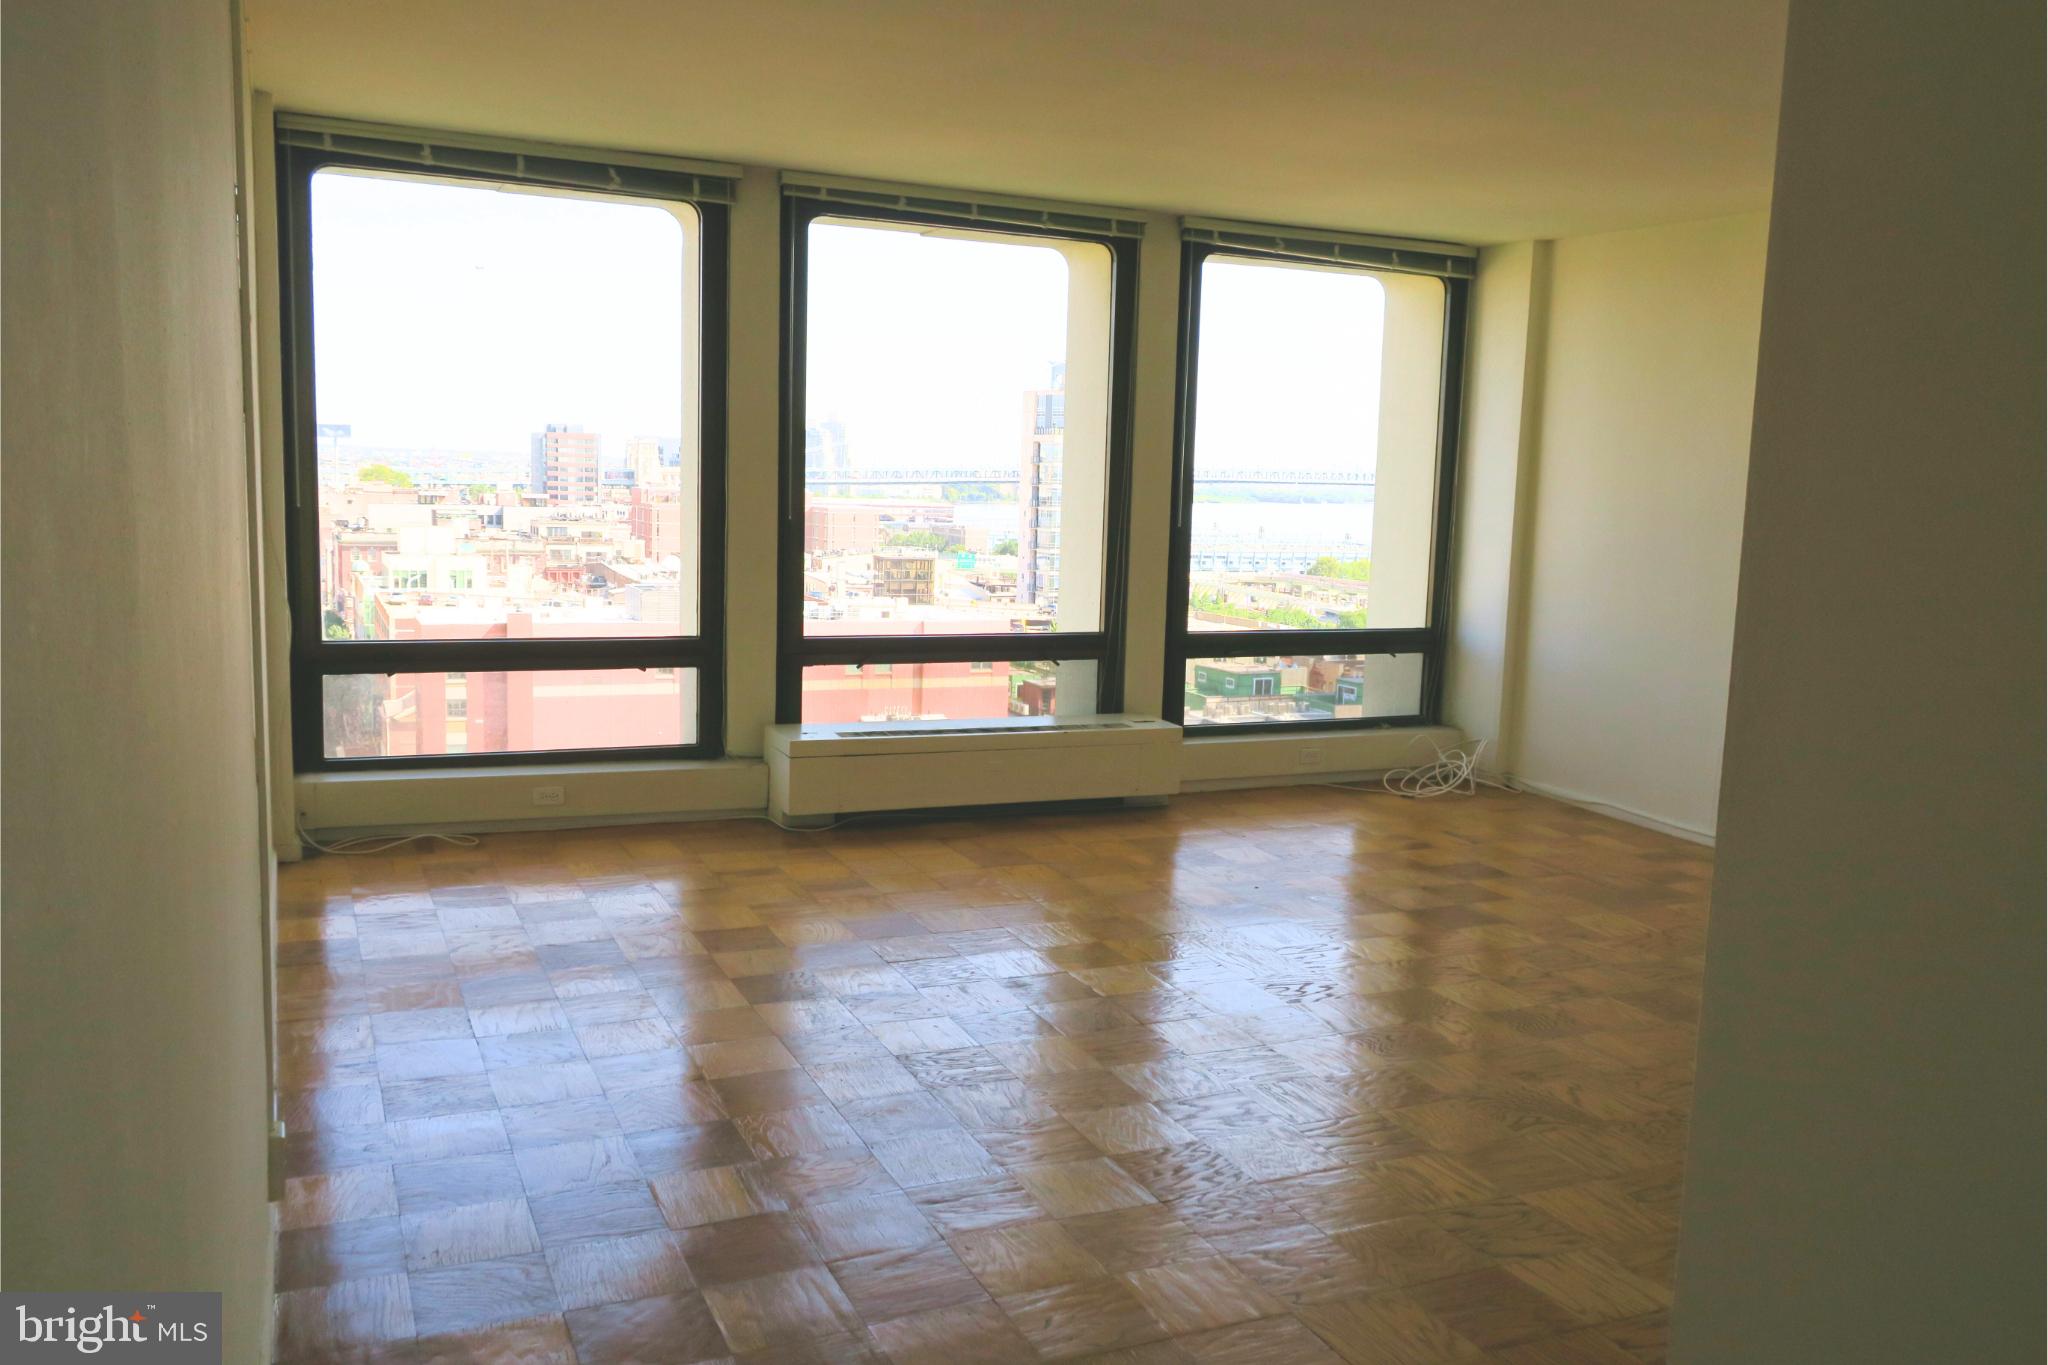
1380 736 1490 797
1320 736 1495 799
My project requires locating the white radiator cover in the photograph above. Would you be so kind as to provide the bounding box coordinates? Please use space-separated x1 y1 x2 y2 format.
765 715 1181 820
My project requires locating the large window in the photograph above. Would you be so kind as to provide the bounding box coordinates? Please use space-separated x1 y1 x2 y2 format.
279 123 728 767
1166 231 1469 730
778 195 1137 724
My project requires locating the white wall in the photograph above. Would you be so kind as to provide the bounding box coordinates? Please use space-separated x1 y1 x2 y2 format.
1474 213 1769 839
1 0 275 1357
1444 240 1542 759
1671 1 2044 1360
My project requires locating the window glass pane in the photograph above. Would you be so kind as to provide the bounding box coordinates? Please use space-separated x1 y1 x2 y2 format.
802 218 1112 638
800 660 1097 724
322 668 694 758
1189 258 1444 633
310 169 701 643
1180 653 1422 727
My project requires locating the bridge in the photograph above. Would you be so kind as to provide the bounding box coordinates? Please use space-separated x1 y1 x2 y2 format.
805 468 1373 487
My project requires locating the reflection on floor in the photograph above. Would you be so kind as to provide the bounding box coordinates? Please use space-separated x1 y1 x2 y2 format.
273 785 1707 1363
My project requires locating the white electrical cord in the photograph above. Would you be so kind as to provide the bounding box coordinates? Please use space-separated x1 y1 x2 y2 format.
1321 736 1497 799
1381 736 1489 798
295 820 482 856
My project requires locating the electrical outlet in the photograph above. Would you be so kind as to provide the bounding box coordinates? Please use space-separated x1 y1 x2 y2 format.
531 785 566 807
1296 746 1322 769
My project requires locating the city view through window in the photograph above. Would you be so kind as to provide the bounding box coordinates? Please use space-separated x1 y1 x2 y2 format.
306 174 1438 754
797 219 1109 723
1181 257 1446 728
309 169 700 757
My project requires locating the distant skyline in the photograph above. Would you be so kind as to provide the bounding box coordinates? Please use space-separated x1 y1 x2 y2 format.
311 170 1398 481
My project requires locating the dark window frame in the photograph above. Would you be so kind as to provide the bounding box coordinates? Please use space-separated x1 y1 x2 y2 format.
278 137 729 770
1162 240 1469 735
775 197 1139 723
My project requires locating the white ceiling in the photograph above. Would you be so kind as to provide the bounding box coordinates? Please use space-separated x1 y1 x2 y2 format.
245 0 1787 245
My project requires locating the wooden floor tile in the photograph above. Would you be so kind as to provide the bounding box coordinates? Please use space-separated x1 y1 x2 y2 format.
650 1162 787 1228
677 1211 820 1285
907 1174 1048 1234
562 1289 728 1363
863 1300 1038 1364
947 1218 1107 1295
799 1191 940 1261
627 1120 754 1178
1500 1249 1671 1325
868 1128 1002 1187
1123 1256 1284 1334
275 1273 416 1359
513 1134 640 1199
404 1311 577 1365
828 1241 990 1321
1331 1215 1491 1289
387 1112 511 1166
995 1275 1171 1358
393 1154 526 1217
1013 1157 1158 1219
545 1228 695 1310
399 1198 541 1271
406 1253 557 1339
527 1179 665 1245
1061 1203 1219 1274
736 1103 864 1159
274 788 1711 1361
276 1217 409 1292
1297 1292 1485 1365
1067 1102 1198 1156
1401 1267 1582 1349
1178 1314 1345 1363
699 1266 863 1354
283 1165 400 1231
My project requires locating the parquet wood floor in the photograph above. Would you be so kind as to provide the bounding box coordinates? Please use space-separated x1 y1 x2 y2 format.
273 786 1708 1364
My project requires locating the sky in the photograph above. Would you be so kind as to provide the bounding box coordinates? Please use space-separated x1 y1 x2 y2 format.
310 169 1398 477
311 169 686 462
805 220 1072 470
1193 258 1385 476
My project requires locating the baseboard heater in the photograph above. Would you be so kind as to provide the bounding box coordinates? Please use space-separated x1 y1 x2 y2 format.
766 715 1182 826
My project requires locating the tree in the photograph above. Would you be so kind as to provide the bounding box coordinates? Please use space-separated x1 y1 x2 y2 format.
884 530 951 552
357 463 412 488
466 483 495 502
1308 556 1370 581
1261 603 1323 629
1189 589 1364 630
993 538 1019 556
323 672 386 755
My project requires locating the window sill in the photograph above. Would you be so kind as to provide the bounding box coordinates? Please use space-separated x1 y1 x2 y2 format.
1176 724 1462 788
294 756 767 843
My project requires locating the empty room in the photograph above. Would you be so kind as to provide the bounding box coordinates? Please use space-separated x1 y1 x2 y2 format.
3 1 2041 1362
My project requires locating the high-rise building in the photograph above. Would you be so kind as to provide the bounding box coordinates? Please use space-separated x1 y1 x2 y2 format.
805 418 850 482
1019 363 1065 608
627 484 685 558
528 424 601 504
624 435 683 489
